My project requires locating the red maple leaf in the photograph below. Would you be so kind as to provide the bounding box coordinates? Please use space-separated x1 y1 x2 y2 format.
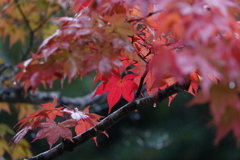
63 106 108 145
11 97 65 146
10 109 52 146
131 64 200 106
92 73 138 113
14 97 64 131
159 77 178 106
40 96 64 120
32 119 77 148
130 65 158 95
187 71 200 96
14 109 48 131
14 56 63 92
10 125 32 147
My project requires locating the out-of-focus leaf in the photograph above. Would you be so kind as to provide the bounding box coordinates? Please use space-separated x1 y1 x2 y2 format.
11 139 33 160
32 119 76 148
0 123 14 138
0 139 11 156
15 103 36 121
0 102 11 115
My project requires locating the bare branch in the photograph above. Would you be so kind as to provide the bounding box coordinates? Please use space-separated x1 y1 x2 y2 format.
135 64 148 98
0 86 106 110
23 80 190 160
0 63 18 85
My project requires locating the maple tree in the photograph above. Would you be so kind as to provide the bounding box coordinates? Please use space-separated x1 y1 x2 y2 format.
1 0 240 159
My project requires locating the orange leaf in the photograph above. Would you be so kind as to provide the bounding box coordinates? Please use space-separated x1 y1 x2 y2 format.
0 102 11 115
15 103 36 120
40 96 64 120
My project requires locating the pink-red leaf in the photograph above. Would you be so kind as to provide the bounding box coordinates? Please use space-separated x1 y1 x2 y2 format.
32 119 76 148
63 106 106 145
93 74 138 113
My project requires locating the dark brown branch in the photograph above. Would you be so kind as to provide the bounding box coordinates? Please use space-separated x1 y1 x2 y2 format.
0 63 12 74
135 64 149 98
23 80 190 160
21 30 34 61
0 63 19 85
135 49 148 63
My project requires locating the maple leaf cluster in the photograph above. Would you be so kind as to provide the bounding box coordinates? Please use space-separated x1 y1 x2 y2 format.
11 97 105 148
12 0 240 145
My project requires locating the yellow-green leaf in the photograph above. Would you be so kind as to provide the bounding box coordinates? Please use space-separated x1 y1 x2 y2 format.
11 139 33 160
0 123 15 138
15 103 36 121
0 139 11 156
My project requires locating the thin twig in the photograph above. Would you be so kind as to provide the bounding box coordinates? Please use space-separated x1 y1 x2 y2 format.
14 0 32 32
14 0 57 61
33 10 57 32
127 10 161 23
135 49 148 64
21 30 34 61
14 0 34 61
135 64 149 98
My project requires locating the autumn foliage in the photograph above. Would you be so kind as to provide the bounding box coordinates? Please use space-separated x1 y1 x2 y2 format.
1 0 240 159
10 97 105 149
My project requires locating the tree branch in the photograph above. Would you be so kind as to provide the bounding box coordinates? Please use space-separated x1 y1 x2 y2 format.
0 86 106 110
135 64 148 98
23 80 190 160
0 63 18 85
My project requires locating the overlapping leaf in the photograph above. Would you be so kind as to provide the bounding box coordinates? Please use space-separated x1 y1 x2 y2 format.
11 97 65 146
189 83 240 144
32 119 76 148
63 106 107 145
93 73 138 113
